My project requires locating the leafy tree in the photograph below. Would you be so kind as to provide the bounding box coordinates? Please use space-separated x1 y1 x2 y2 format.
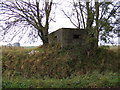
0 0 55 45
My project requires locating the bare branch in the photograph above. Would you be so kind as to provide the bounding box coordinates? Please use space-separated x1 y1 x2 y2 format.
62 10 78 27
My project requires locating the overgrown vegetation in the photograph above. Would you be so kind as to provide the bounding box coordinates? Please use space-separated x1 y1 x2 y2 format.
2 45 120 88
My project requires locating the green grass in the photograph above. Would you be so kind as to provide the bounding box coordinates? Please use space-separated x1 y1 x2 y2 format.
2 71 120 88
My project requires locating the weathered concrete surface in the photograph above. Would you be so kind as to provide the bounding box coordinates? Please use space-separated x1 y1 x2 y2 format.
49 28 86 47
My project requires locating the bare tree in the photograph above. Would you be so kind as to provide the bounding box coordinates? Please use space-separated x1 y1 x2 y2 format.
62 0 120 48
0 0 55 45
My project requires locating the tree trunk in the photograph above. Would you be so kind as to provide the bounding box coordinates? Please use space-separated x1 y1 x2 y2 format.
94 2 100 48
38 29 49 45
42 34 48 45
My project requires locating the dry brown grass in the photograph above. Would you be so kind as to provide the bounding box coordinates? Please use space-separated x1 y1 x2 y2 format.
109 46 119 52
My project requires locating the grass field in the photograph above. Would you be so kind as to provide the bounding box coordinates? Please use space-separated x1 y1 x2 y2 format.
1 45 120 88
2 71 120 88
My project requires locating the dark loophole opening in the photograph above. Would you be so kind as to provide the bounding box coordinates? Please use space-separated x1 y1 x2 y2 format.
54 36 57 38
73 35 79 39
